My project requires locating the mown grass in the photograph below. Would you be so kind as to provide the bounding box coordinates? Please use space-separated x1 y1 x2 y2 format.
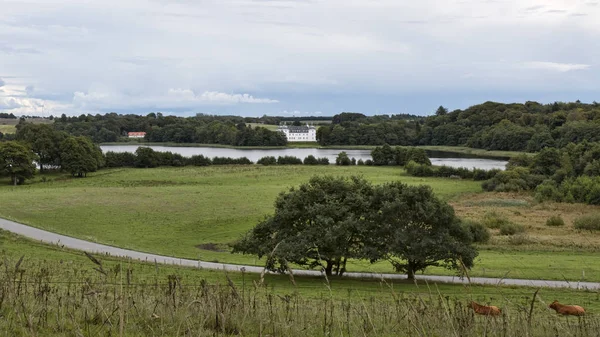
2 230 600 336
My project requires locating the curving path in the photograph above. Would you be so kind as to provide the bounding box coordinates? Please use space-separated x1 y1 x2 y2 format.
1 217 598 290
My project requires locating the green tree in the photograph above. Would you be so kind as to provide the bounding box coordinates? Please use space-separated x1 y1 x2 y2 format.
0 141 37 185
16 123 66 172
435 105 448 116
233 176 373 276
60 136 104 177
134 147 159 168
335 151 351 165
365 182 477 279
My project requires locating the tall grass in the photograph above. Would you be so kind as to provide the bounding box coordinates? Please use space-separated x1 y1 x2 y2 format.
1 255 599 337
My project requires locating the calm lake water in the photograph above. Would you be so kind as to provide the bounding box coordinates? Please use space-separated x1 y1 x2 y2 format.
101 145 508 170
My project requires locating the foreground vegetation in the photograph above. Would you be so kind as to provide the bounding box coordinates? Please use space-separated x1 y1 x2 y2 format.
2 231 600 336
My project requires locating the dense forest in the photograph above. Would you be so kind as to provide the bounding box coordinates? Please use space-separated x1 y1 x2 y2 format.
317 101 600 151
45 113 287 146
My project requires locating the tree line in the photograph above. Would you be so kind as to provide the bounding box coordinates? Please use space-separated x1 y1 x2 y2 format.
0 124 104 184
233 175 477 278
317 101 600 151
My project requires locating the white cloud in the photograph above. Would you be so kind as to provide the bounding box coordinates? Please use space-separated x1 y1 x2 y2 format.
281 110 323 116
524 61 591 72
167 89 278 104
0 77 5 87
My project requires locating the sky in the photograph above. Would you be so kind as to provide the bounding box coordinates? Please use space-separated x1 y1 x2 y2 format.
0 0 599 117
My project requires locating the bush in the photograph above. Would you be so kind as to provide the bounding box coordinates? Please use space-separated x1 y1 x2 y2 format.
257 156 277 165
336 152 351 166
462 220 490 243
277 156 302 165
499 223 526 235
507 233 533 245
545 216 565 227
316 157 330 165
188 154 212 166
357 159 365 165
481 212 510 229
405 161 434 177
104 151 136 167
303 155 318 165
574 214 600 231
212 157 252 165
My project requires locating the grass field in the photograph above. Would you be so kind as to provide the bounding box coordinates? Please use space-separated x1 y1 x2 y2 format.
246 122 279 130
3 166 600 281
2 230 600 336
0 166 478 261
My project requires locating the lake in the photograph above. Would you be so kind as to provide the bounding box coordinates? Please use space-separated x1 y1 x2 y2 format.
100 145 508 170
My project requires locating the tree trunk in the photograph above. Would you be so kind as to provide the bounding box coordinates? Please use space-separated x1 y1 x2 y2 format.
406 261 416 280
339 257 347 277
12 175 17 186
324 260 333 276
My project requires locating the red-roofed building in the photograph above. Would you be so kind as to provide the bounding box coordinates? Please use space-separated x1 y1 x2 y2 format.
128 132 146 138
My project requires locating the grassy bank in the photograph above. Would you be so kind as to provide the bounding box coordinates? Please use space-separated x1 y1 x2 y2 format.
2 230 600 336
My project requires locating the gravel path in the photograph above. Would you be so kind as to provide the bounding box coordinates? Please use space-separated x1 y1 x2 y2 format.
1 217 598 290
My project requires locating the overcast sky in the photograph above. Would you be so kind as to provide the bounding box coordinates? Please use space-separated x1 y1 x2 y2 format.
1 0 598 117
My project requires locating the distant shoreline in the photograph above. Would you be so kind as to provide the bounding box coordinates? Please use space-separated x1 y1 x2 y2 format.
100 142 521 159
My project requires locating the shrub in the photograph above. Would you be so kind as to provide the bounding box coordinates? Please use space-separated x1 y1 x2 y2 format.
316 157 330 165
499 223 526 235
481 212 510 229
303 155 318 165
507 233 534 245
365 159 374 166
257 156 277 165
188 154 212 166
336 152 351 166
212 157 252 165
545 216 565 227
357 159 365 165
462 220 490 243
277 156 302 165
574 214 600 231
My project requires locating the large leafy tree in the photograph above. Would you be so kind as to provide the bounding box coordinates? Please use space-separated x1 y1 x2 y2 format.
365 182 477 279
0 141 37 185
16 123 66 172
60 136 104 177
235 176 478 279
233 176 373 276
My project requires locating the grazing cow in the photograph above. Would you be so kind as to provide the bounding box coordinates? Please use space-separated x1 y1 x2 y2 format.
548 300 585 316
469 301 502 316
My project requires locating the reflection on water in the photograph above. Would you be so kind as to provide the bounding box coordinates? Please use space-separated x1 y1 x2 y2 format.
101 145 508 170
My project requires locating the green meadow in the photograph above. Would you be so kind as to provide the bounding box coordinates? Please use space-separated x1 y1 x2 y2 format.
2 165 600 282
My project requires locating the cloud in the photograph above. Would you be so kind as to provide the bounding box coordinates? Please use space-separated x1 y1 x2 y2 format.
1 0 599 115
524 61 591 72
167 89 279 104
0 77 4 87
280 110 323 116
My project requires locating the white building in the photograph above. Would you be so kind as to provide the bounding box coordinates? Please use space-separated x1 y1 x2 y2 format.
277 124 317 142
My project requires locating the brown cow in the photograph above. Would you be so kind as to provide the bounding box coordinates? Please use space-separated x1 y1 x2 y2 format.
548 300 585 316
469 301 502 316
